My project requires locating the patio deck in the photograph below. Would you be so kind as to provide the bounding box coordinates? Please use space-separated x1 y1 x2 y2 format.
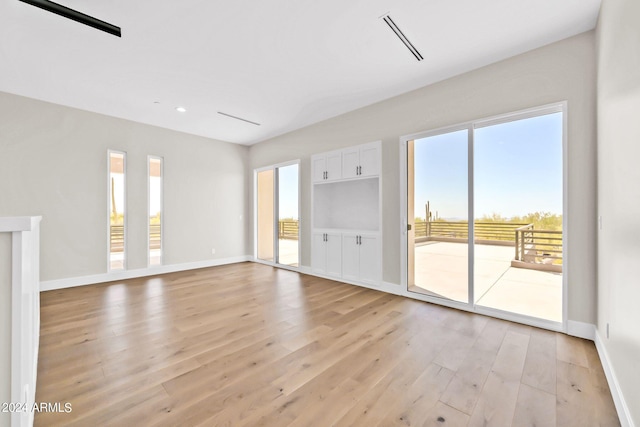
413 241 562 322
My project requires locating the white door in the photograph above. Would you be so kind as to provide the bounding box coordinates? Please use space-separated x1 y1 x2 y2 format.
359 144 380 177
359 235 381 285
325 232 342 277
341 234 360 281
342 148 359 179
311 232 327 274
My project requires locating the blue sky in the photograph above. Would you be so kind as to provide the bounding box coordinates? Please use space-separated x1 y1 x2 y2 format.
414 112 563 220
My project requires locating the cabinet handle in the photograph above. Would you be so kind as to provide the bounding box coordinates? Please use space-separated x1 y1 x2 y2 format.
355 166 358 175
359 166 362 175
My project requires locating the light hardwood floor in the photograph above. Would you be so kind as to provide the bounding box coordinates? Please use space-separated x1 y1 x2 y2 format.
35 262 619 426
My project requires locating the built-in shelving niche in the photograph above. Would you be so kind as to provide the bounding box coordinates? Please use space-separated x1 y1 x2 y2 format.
313 177 379 231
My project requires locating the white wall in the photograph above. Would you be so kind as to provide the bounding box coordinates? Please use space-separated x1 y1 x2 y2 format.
0 92 251 282
250 31 597 324
597 0 640 424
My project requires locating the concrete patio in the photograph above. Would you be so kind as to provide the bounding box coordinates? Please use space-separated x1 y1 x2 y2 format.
412 241 562 322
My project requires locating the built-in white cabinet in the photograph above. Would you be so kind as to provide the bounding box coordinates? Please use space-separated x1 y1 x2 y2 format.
311 141 382 287
342 142 380 179
341 233 381 286
312 150 342 182
311 231 342 277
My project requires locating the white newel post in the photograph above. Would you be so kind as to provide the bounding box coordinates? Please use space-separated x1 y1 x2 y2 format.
0 217 42 427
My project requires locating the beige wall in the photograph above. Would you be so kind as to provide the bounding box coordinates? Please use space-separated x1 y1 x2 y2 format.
0 92 251 282
250 31 597 324
597 0 640 424
256 169 274 260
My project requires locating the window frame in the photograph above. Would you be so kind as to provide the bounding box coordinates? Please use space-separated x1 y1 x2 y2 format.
399 101 568 332
107 149 127 272
147 155 164 268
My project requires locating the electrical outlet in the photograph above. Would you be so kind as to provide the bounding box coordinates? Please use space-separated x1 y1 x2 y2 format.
606 323 610 339
211 248 216 255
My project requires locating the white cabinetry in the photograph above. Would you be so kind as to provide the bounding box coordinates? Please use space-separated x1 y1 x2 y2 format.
342 142 380 179
311 231 342 277
311 141 382 286
342 233 381 286
312 150 342 182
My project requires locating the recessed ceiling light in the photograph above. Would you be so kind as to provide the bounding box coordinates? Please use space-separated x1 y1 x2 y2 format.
176 106 187 113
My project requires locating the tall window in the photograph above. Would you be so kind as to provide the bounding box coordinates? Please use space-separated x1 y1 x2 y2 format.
148 156 163 266
108 151 126 271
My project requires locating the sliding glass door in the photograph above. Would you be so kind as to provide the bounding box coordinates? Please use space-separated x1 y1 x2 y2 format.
473 112 563 321
405 104 564 325
256 161 300 267
408 129 469 303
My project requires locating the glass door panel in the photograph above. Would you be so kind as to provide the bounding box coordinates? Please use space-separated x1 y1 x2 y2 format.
277 164 299 266
473 112 563 321
409 129 469 303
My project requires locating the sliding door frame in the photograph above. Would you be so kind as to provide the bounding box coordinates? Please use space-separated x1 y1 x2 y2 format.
253 159 301 271
399 102 568 332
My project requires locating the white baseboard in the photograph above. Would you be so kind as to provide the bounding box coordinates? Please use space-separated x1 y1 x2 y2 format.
39 255 252 291
595 330 635 427
567 320 596 340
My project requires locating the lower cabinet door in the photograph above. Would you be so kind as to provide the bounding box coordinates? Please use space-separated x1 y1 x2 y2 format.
325 232 342 277
311 232 327 274
341 234 360 281
359 235 381 285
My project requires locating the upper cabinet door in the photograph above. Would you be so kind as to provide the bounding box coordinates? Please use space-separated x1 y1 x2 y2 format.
312 156 327 183
359 143 380 177
325 151 342 181
342 148 360 179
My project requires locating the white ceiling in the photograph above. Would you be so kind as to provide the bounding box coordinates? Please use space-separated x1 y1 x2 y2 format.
0 0 601 145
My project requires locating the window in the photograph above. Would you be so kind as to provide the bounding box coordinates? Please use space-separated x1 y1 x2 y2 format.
108 151 126 271
148 156 163 266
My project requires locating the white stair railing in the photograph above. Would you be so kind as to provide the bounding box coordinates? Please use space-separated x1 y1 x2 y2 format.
0 216 41 427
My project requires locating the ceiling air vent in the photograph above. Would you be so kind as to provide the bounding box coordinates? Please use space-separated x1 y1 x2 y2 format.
217 112 261 126
382 14 423 61
19 0 121 37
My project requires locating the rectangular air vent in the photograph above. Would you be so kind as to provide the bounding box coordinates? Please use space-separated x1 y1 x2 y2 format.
382 14 423 61
19 0 121 37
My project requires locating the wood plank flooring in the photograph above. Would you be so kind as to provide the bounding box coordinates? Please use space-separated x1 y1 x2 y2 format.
35 262 620 426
